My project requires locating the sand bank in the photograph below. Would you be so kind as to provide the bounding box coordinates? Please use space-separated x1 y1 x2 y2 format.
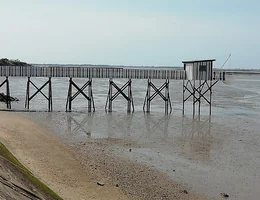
0 112 206 200
0 112 130 200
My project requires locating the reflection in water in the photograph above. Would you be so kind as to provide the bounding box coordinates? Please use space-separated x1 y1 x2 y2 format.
67 113 94 137
144 113 170 142
61 111 220 163
64 111 218 164
107 113 133 138
178 116 214 162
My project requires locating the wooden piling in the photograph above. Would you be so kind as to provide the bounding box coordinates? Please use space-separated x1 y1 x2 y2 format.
108 78 113 112
105 78 134 113
88 78 92 112
25 77 53 111
143 79 172 114
48 77 52 112
66 78 95 112
6 77 11 109
146 79 151 112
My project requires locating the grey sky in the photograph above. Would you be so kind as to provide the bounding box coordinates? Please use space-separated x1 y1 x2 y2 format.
0 0 259 68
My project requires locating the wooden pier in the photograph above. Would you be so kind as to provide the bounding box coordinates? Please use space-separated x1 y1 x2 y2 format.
0 62 225 115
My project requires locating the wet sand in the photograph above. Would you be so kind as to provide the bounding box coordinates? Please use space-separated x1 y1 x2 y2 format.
21 110 260 200
0 111 206 200
0 112 130 200
0 74 260 200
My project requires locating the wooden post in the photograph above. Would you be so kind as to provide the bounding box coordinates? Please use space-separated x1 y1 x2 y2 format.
146 79 151 112
143 79 172 114
127 78 131 113
105 78 134 113
182 80 185 116
66 78 95 112
165 79 169 114
66 78 72 112
209 80 212 116
25 77 53 111
182 63 186 116
25 77 30 110
198 79 201 116
193 80 196 117
5 77 11 109
88 78 92 112
48 77 52 112
108 78 113 112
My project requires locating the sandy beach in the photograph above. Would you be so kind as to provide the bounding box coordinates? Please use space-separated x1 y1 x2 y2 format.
0 111 206 200
0 112 130 200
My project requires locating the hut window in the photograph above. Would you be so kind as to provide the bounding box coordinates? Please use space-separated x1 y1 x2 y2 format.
199 65 207 72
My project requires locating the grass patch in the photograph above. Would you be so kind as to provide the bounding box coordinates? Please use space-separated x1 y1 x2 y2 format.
0 142 62 200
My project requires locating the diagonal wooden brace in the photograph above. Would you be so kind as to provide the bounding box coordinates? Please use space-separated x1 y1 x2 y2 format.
105 78 134 113
25 77 52 111
66 78 95 112
183 79 219 116
143 79 172 114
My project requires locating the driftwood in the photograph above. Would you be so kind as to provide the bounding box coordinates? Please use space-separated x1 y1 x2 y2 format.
0 93 19 102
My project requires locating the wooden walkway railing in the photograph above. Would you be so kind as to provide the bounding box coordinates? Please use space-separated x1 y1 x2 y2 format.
0 66 187 79
0 66 225 80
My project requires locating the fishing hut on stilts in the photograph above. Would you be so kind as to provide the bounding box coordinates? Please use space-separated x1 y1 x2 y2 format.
182 59 225 116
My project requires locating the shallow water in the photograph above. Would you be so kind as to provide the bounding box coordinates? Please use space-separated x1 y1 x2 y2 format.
1 74 260 200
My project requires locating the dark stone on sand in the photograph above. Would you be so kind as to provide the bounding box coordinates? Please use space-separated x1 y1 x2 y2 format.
97 181 105 186
182 190 188 194
221 193 229 198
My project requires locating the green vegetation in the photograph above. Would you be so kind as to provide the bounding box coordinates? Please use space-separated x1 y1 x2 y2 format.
0 58 30 66
0 142 63 200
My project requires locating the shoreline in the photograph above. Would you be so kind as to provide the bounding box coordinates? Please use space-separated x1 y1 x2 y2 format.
0 142 62 199
0 111 207 200
0 111 131 200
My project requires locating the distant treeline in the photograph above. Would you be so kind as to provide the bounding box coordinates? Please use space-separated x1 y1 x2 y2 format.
0 58 31 66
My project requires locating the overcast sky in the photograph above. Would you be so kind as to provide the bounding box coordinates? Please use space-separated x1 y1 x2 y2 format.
0 0 259 68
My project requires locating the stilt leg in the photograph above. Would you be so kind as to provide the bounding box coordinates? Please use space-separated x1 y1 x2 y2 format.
105 78 134 113
146 79 151 113
24 77 53 111
182 80 185 116
165 80 169 114
193 80 196 118
65 78 94 112
25 77 30 109
6 77 11 109
88 78 92 112
127 79 131 113
108 78 113 112
209 80 212 115
143 79 171 114
66 78 72 112
198 79 201 116
48 77 52 112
